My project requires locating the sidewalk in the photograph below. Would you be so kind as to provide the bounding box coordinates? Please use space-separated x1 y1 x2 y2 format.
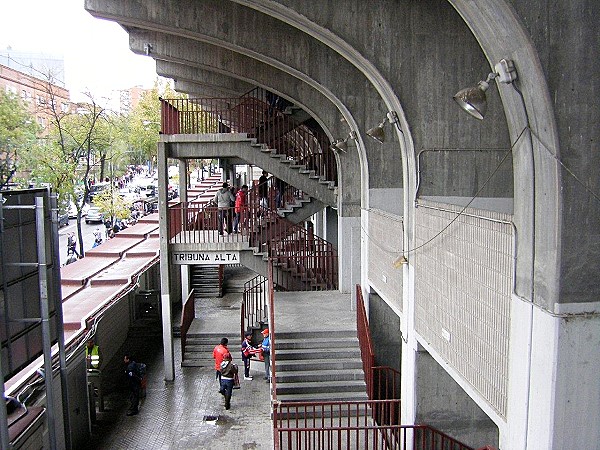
88 267 273 449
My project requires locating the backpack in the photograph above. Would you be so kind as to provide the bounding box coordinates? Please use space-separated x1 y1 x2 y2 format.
137 362 147 377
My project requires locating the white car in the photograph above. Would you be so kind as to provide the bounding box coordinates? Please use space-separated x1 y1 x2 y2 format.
69 202 89 219
85 207 104 224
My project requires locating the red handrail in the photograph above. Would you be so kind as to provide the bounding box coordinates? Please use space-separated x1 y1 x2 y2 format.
273 400 474 450
160 96 337 185
357 285 375 398
180 289 196 357
168 190 338 290
241 274 268 337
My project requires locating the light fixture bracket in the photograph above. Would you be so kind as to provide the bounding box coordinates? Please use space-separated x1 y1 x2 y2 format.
494 59 517 84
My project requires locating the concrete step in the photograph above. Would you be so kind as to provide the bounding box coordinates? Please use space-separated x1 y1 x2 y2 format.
276 358 363 372
275 390 368 403
276 337 359 350
278 330 356 340
181 359 212 368
276 380 366 396
275 368 365 383
276 348 359 361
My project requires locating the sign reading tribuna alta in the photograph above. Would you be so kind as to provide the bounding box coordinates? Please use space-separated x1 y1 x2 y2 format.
172 251 240 265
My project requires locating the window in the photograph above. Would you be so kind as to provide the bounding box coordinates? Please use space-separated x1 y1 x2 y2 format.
61 102 69 113
5 85 17 95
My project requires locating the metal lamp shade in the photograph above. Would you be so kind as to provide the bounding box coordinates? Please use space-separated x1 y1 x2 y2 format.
366 122 386 143
453 81 490 120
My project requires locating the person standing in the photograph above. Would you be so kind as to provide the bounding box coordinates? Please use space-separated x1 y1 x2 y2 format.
241 332 259 380
212 182 235 235
258 171 269 215
233 184 248 233
213 337 230 382
219 353 238 410
259 329 271 381
124 354 142 416
85 338 101 370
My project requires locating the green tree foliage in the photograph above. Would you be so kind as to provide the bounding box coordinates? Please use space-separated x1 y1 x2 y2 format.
0 91 38 189
124 79 182 168
92 187 132 223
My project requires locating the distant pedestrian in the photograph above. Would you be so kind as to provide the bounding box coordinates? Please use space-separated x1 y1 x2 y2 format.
212 182 235 235
258 171 269 212
219 353 238 410
93 228 103 247
213 337 230 383
233 184 248 233
259 329 271 381
124 354 142 416
67 232 80 258
85 338 101 370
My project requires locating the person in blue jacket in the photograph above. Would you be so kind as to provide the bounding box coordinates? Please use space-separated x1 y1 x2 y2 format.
259 329 271 381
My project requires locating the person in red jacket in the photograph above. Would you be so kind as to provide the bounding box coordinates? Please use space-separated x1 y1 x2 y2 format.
233 184 248 233
213 337 230 383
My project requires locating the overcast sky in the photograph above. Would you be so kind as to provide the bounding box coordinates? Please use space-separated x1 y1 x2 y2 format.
0 0 158 102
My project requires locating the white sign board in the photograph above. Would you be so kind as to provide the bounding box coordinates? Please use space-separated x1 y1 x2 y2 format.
172 251 240 265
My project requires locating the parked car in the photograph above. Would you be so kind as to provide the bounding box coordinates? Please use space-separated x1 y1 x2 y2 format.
85 207 104 224
69 202 89 219
58 213 69 228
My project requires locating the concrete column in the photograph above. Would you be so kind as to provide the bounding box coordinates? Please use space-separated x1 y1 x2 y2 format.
158 141 175 381
179 159 187 202
181 265 189 303
324 207 338 250
523 306 600 449
314 209 323 238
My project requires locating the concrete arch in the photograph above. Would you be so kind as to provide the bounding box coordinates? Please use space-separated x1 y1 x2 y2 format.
87 0 402 214
232 0 561 307
129 31 365 200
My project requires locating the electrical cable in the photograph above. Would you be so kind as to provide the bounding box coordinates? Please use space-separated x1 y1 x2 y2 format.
362 127 528 259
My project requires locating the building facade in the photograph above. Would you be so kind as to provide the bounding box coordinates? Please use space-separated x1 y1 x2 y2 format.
0 62 71 134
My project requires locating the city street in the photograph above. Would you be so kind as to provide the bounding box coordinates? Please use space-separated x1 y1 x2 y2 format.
58 175 158 265
58 219 106 265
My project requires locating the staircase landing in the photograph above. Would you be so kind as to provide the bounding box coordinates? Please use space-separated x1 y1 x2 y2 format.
273 291 354 333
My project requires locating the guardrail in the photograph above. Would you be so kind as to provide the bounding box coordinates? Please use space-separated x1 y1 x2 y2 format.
160 96 337 185
241 274 268 339
180 289 196 357
273 399 474 450
168 185 338 290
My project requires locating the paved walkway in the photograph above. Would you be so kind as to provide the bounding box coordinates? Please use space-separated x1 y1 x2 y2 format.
87 267 354 449
88 267 273 450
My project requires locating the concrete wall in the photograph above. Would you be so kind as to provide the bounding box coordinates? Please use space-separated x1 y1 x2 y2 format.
368 292 402 372
415 348 499 448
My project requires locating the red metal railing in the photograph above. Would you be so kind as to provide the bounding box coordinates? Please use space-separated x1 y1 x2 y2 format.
180 289 196 358
273 400 473 450
160 96 337 185
168 184 338 290
241 274 268 339
357 284 376 398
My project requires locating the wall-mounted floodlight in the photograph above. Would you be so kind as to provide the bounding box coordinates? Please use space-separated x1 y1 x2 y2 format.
331 130 357 152
366 111 400 144
453 59 517 120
